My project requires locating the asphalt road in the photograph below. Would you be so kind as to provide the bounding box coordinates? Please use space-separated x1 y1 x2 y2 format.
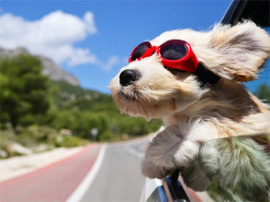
81 138 149 202
0 144 102 202
0 137 150 202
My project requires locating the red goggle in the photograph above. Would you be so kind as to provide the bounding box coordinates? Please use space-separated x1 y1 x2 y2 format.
129 40 199 73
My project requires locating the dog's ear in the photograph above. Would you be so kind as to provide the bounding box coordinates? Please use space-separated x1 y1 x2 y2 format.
206 21 270 82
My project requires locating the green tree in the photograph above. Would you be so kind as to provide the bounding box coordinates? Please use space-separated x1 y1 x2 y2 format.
73 112 110 140
254 83 270 103
0 55 51 132
51 109 78 131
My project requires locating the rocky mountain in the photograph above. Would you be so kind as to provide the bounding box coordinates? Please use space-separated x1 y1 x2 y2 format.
0 47 79 86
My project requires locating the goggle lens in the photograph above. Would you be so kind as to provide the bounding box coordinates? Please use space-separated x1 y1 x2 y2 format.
130 41 151 62
160 41 187 60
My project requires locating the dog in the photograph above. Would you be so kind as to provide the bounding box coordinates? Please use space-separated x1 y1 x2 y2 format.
110 21 270 201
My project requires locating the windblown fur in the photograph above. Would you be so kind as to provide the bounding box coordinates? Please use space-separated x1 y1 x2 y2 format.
110 21 270 201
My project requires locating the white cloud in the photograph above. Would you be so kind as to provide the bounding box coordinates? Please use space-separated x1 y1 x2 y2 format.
68 48 97 66
0 11 98 66
101 56 119 72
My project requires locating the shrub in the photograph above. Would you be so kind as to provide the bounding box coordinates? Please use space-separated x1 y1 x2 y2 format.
53 135 88 148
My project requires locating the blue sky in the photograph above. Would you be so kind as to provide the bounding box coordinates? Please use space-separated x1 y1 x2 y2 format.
0 0 269 94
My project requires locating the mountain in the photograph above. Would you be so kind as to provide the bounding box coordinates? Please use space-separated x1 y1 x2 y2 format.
0 46 113 111
52 80 115 112
0 47 79 86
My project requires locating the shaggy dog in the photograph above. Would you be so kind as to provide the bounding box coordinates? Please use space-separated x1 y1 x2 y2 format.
110 21 270 201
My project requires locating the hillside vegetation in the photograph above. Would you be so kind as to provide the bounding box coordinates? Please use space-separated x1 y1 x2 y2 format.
0 54 161 158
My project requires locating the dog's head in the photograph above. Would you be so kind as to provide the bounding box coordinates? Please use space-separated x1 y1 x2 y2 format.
110 21 270 120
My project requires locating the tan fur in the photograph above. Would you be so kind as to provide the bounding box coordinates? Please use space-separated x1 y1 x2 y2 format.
110 21 270 200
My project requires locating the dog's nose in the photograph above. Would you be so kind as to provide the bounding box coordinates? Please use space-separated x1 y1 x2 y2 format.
119 69 141 86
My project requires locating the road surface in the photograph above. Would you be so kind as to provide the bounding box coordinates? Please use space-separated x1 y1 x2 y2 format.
80 139 147 201
0 137 150 202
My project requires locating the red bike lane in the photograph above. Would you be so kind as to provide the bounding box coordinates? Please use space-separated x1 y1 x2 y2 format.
0 144 101 202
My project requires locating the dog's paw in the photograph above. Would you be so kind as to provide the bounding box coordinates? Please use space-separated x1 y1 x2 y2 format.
145 125 200 168
144 125 183 168
141 158 171 179
173 139 200 167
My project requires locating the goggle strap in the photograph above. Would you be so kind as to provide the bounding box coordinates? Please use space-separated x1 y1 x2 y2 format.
196 63 220 87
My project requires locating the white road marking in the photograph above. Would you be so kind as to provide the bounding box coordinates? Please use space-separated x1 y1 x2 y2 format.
66 144 107 202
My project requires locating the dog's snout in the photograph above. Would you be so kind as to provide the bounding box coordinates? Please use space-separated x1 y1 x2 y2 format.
119 69 141 86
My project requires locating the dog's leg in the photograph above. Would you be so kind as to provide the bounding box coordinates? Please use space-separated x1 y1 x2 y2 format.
142 124 202 179
141 159 172 179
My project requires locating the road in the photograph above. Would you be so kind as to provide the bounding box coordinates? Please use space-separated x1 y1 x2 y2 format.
80 139 148 201
0 137 150 202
